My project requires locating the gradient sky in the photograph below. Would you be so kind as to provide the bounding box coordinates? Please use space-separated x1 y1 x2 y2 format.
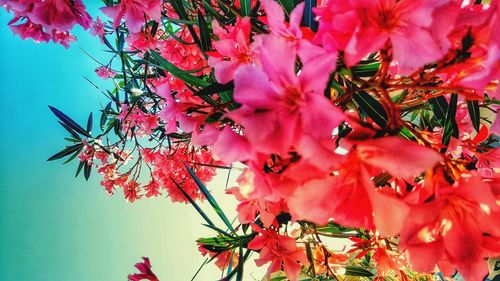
0 5 263 281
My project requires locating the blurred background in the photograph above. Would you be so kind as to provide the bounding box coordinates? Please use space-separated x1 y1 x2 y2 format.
0 4 263 281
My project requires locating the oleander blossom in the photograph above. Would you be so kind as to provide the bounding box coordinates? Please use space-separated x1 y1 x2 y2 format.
101 0 162 33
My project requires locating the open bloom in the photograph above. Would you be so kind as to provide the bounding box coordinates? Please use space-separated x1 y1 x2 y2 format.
315 0 459 75
248 224 308 281
399 172 500 281
228 35 342 157
101 0 162 33
207 17 254 84
289 136 442 237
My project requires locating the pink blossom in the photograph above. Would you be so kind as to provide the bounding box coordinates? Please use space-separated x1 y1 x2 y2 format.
207 17 254 84
400 172 500 281
248 224 307 281
101 0 162 33
315 0 459 75
27 0 92 31
229 35 343 156
128 257 159 281
95 66 117 80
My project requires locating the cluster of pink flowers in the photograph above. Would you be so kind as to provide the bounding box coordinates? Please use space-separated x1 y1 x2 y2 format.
1 0 94 47
6 0 500 280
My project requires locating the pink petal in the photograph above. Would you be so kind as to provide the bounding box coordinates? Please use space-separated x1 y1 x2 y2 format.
356 136 442 178
233 65 276 108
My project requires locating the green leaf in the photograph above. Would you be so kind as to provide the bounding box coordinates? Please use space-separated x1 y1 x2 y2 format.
353 92 388 129
86 112 93 133
184 164 236 234
277 0 294 14
442 93 459 147
344 266 374 277
171 179 217 229
83 162 92 180
428 96 448 126
467 100 481 132
49 106 91 137
352 61 380 77
47 144 83 161
149 51 209 88
197 10 212 52
75 161 84 178
47 143 83 161
240 0 251 16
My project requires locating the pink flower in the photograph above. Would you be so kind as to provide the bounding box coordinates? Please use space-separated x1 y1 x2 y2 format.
8 18 51 43
248 224 308 281
289 136 442 237
227 187 287 227
27 0 92 31
90 17 106 38
101 0 162 33
124 180 142 202
128 257 159 281
315 0 459 75
207 17 254 84
95 66 117 80
399 172 500 281
228 35 342 156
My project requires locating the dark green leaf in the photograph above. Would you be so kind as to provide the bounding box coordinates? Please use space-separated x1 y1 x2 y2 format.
197 10 212 52
171 178 217 229
49 106 91 137
442 93 459 147
47 144 83 161
83 162 92 180
353 92 388 129
58 121 81 140
345 266 374 277
352 61 380 77
467 100 480 132
277 0 294 14
428 96 448 126
86 112 93 133
240 0 251 16
302 0 317 31
75 161 85 178
184 164 236 233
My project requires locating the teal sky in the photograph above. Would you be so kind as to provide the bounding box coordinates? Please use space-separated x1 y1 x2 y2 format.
0 4 251 281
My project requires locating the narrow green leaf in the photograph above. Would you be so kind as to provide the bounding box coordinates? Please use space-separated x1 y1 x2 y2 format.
467 100 481 132
240 0 251 16
235 242 244 281
184 164 236 233
83 162 92 180
277 0 294 14
149 51 209 88
171 178 217 229
58 121 81 140
63 149 82 164
344 266 374 277
86 112 93 133
442 93 459 147
75 161 84 178
47 144 83 161
352 61 380 77
428 96 448 126
49 106 91 137
197 10 212 52
353 92 388 129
